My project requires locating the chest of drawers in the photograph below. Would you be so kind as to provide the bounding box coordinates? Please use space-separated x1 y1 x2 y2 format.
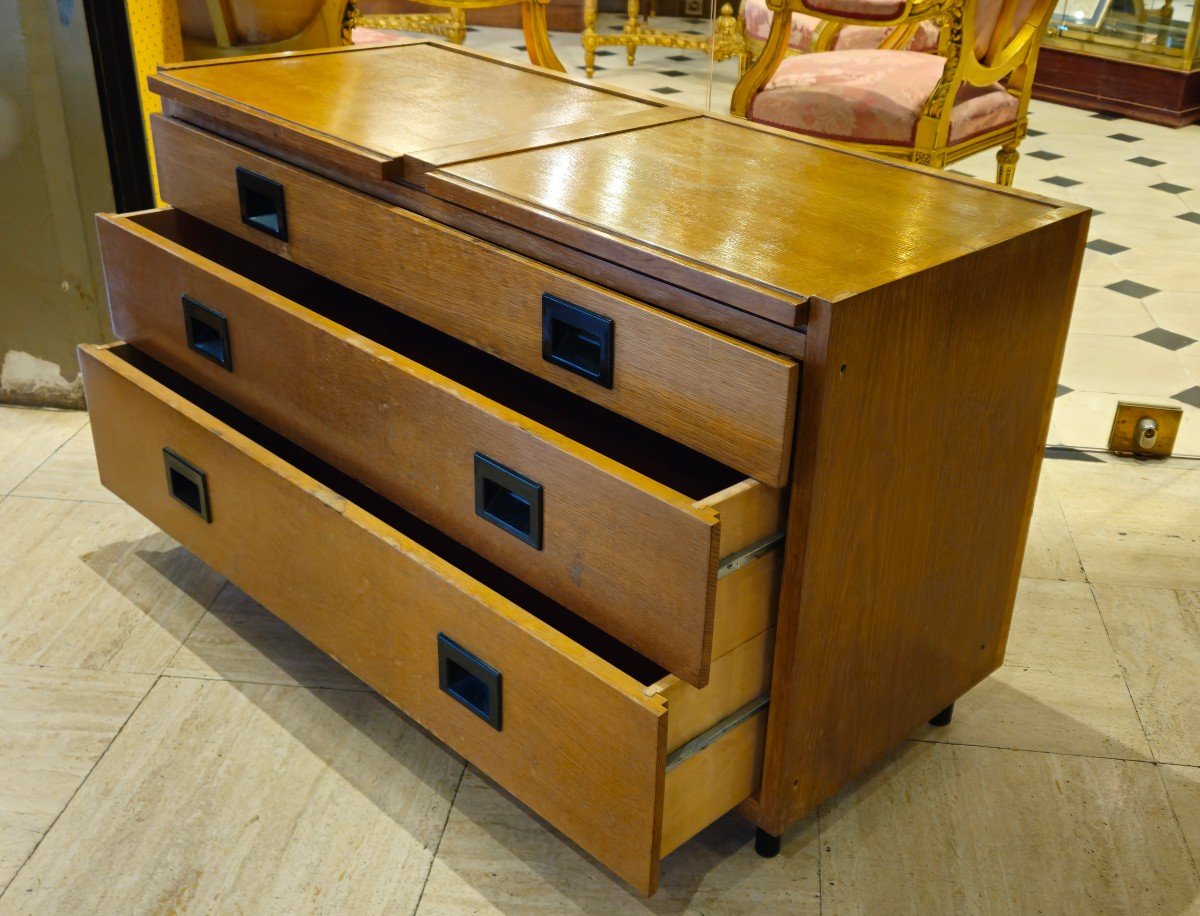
80 40 1087 894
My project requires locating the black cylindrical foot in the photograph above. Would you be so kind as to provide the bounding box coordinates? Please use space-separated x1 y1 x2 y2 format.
929 702 955 727
755 828 782 858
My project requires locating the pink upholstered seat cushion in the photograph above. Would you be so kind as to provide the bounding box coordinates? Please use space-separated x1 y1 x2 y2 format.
742 0 938 52
748 48 1018 145
351 27 403 44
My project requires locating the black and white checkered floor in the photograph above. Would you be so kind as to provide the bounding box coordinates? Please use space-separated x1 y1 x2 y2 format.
363 18 1200 455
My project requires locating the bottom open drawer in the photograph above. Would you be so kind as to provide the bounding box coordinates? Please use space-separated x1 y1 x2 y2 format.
78 342 770 895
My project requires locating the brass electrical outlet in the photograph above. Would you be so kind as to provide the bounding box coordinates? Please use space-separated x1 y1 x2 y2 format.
1108 402 1184 457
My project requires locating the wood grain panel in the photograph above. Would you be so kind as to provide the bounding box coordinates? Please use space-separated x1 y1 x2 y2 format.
429 116 1077 314
78 342 669 894
652 627 775 752
150 116 800 486
660 709 767 857
753 210 1090 835
97 209 741 686
149 41 662 182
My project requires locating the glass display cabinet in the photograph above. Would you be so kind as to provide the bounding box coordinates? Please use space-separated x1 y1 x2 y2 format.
1034 0 1199 124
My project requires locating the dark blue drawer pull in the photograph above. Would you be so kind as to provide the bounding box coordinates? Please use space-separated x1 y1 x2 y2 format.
182 295 232 371
474 453 543 550
163 448 211 522
236 167 288 241
541 293 614 388
438 634 501 730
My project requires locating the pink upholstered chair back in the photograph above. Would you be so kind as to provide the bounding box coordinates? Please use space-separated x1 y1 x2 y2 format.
970 0 1043 63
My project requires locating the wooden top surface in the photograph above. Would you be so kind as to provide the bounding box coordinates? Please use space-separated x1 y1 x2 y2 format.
150 42 664 181
429 116 1081 310
152 43 1084 321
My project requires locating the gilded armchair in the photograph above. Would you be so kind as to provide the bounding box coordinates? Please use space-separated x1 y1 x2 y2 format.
730 0 1058 184
739 0 940 70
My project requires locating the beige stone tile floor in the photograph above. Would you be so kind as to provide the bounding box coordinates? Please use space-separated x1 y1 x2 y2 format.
0 403 1198 913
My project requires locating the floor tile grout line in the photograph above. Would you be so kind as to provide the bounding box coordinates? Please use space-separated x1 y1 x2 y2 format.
1156 763 1200 879
3 416 88 497
158 578 236 677
908 736 1159 765
157 670 375 693
6 493 124 506
816 805 824 915
411 763 468 915
0 671 163 905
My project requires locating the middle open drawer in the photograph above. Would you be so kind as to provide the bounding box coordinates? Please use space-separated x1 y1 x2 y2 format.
98 208 787 687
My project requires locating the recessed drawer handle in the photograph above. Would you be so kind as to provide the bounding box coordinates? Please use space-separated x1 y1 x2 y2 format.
438 633 502 730
235 166 288 241
163 448 211 522
474 453 543 550
541 293 614 389
182 295 232 371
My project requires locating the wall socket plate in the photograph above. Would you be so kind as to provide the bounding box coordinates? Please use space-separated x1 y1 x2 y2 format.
1108 402 1183 457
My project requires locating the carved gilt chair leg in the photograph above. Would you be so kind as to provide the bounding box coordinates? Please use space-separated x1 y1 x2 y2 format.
522 0 565 70
447 7 467 44
582 0 599 76
996 145 1020 186
624 0 640 65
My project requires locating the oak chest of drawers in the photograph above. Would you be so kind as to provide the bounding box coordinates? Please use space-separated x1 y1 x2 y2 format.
81 40 1088 894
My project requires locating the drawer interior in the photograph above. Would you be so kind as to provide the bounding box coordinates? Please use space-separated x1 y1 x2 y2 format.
129 209 745 501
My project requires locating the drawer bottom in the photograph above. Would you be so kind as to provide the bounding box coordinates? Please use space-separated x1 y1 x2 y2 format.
79 342 770 894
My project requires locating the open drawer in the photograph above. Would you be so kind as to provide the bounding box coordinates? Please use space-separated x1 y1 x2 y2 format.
78 342 770 895
96 208 786 687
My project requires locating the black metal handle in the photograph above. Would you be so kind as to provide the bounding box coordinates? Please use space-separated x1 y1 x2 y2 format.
438 634 501 730
236 166 288 241
163 448 211 522
182 295 232 371
541 293 614 388
473 453 543 549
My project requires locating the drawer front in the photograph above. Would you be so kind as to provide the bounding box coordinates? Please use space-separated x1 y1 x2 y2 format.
78 343 767 894
151 114 799 487
98 209 785 687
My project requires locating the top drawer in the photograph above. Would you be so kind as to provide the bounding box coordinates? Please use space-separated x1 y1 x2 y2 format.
150 114 799 487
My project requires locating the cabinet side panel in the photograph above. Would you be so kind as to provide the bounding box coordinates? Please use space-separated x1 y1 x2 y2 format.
756 211 1088 833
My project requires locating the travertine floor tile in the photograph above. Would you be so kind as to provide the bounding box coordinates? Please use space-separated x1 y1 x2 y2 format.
1066 286 1156 337
163 584 369 691
1160 765 1200 870
1094 585 1200 765
1004 579 1118 675
0 498 225 674
914 665 1151 760
11 423 117 504
1020 474 1086 582
820 741 1200 913
0 406 87 496
0 662 152 892
1059 334 1192 398
1045 459 1200 590
417 770 820 913
1 677 463 915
